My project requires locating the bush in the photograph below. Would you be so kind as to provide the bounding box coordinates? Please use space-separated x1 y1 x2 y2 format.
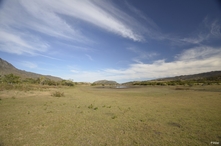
3 74 21 84
51 91 64 97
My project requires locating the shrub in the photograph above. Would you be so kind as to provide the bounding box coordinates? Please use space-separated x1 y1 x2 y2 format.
51 91 64 97
3 74 21 84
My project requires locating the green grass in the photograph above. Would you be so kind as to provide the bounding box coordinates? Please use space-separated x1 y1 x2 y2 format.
0 85 221 145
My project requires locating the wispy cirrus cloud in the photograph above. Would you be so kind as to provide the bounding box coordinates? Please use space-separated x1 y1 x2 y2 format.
21 61 38 69
0 28 49 55
127 47 158 63
85 54 94 61
125 1 151 24
0 0 146 43
0 0 152 59
178 18 221 45
210 20 221 37
124 0 174 42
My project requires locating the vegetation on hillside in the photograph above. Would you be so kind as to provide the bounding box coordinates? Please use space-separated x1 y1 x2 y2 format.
123 74 221 86
0 73 74 87
91 80 118 86
0 58 62 81
129 79 221 86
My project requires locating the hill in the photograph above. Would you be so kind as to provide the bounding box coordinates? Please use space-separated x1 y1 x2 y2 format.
92 80 118 85
122 71 221 85
0 58 62 81
154 71 221 81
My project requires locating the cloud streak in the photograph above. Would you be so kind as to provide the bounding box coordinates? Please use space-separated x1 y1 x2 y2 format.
177 18 221 45
85 54 94 61
0 0 146 43
0 28 49 55
127 47 158 63
21 61 38 69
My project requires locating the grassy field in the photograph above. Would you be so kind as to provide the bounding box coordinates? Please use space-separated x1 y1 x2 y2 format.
0 85 221 145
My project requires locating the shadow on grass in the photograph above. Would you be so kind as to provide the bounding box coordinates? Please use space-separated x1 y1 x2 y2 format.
168 122 182 128
0 141 4 146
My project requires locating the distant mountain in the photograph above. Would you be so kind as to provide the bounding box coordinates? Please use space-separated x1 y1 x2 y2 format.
122 71 221 85
93 80 118 85
155 71 221 81
0 58 62 81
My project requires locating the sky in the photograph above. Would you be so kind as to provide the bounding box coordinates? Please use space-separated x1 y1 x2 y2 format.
0 0 221 83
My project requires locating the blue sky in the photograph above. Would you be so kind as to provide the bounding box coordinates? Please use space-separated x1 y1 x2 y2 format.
0 0 221 83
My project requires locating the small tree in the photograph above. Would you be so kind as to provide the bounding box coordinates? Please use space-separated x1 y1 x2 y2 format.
39 76 45 85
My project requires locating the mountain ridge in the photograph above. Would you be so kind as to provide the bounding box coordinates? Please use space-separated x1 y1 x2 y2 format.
154 71 221 81
0 58 62 81
122 71 221 85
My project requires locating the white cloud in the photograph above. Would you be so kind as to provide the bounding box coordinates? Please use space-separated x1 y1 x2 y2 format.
66 46 221 83
178 18 221 45
0 0 145 42
176 46 221 61
0 28 49 55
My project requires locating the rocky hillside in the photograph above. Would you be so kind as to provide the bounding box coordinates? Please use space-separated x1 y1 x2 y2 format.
0 58 62 81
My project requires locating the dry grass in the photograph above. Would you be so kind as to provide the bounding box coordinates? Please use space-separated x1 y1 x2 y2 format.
0 85 221 145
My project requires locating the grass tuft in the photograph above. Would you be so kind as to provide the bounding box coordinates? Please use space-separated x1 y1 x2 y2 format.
88 104 93 109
